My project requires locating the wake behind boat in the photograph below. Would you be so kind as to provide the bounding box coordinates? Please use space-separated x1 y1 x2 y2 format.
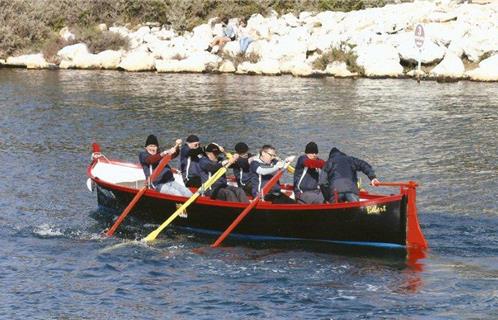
87 145 428 250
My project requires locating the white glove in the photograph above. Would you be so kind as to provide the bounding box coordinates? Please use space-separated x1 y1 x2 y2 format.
276 160 285 169
284 155 296 163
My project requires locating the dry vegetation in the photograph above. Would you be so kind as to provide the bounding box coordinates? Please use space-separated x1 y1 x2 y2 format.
0 0 394 58
312 43 365 74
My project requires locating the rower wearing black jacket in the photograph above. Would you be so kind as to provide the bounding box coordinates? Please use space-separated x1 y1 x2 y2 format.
180 135 204 188
319 147 380 203
231 142 254 196
199 143 249 203
293 142 325 204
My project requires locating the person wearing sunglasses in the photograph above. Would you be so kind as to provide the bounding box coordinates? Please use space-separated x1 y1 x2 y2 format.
249 145 295 204
293 142 326 204
180 134 204 188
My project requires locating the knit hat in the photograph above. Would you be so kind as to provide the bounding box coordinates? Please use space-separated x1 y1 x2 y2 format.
305 142 318 154
186 134 200 143
145 134 159 147
204 143 221 155
234 142 249 154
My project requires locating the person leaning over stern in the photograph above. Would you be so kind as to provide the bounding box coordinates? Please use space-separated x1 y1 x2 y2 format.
319 146 380 203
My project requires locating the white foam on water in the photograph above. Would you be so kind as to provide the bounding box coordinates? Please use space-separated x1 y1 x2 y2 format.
34 224 63 237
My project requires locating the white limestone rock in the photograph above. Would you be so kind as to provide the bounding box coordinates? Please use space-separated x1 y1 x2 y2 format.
325 61 356 77
221 41 241 57
6 53 49 69
57 43 89 61
430 51 465 78
290 62 313 77
97 23 108 32
156 51 220 73
59 27 75 42
118 49 155 71
394 32 446 65
355 44 403 77
466 54 498 81
218 60 236 73
97 50 123 69
109 26 130 38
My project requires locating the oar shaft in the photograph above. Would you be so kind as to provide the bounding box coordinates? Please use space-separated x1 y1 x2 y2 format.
106 152 174 236
143 166 229 242
211 165 287 247
211 199 260 247
106 186 147 236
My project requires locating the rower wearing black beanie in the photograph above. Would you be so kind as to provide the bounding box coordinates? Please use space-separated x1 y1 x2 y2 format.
180 134 204 188
231 142 254 196
293 141 326 204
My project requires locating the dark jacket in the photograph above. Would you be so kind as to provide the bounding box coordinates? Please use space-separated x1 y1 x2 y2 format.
139 150 174 187
320 148 376 194
199 155 227 195
249 158 281 197
232 153 252 188
293 155 325 193
180 144 203 182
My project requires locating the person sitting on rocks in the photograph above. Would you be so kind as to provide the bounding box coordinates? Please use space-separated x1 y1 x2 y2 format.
319 147 380 203
293 142 326 204
139 134 192 197
206 17 238 54
199 143 249 203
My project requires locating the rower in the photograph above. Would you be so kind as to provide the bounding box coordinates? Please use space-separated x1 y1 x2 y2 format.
293 142 325 204
249 145 295 204
180 135 203 188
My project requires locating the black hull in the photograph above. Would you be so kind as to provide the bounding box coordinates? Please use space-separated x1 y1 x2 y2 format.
96 183 407 247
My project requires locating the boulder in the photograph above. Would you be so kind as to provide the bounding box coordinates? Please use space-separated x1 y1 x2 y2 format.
430 52 465 78
218 60 236 73
57 43 89 61
118 49 155 71
6 53 49 69
97 50 122 69
394 32 446 65
325 61 356 77
156 51 220 73
290 62 313 77
466 54 498 81
97 23 108 31
355 44 403 77
59 27 75 42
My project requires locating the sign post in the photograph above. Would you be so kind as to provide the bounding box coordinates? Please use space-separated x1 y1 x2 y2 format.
414 24 425 83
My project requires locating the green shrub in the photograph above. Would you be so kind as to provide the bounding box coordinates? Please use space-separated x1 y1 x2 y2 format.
221 51 261 67
312 43 364 74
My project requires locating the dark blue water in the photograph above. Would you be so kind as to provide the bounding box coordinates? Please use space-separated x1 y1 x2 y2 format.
1 69 497 319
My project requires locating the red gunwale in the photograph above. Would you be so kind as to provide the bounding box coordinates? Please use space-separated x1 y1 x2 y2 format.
87 158 404 212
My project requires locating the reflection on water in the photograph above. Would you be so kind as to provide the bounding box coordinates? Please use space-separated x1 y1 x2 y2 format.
0 68 497 318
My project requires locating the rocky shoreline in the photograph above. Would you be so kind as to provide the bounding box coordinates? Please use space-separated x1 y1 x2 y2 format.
1 0 497 81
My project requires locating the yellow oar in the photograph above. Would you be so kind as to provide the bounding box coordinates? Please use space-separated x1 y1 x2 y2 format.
142 164 230 242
